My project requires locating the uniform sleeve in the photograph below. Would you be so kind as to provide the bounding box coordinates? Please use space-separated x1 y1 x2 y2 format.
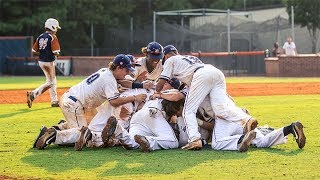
51 35 61 54
159 58 174 81
105 79 120 101
32 38 39 52
292 42 296 49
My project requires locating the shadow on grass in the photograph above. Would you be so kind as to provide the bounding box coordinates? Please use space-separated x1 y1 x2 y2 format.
22 146 248 177
0 107 51 119
259 147 303 156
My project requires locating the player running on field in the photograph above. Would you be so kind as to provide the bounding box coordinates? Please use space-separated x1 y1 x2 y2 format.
27 18 61 108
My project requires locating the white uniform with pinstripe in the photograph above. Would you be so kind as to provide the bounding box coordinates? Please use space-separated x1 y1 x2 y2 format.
58 68 120 130
160 55 251 143
112 99 179 151
133 57 163 81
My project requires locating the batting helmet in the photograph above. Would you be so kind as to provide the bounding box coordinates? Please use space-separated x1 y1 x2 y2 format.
146 42 164 60
45 18 61 32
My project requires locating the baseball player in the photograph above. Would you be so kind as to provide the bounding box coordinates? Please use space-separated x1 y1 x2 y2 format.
27 18 61 108
103 98 184 152
156 45 258 150
117 42 164 90
34 54 147 150
125 41 164 84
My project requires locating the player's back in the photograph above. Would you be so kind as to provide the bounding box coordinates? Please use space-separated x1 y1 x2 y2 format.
34 32 56 61
161 55 204 86
69 68 118 109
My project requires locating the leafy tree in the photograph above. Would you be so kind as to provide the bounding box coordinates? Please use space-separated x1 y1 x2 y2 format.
284 0 320 53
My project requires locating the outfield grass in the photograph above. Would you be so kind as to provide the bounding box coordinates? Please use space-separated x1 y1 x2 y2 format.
1 95 319 179
1 76 320 90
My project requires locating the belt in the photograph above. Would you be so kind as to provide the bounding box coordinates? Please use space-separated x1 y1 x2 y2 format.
194 66 204 73
68 96 77 102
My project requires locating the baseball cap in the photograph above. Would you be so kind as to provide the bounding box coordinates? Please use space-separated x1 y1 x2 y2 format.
146 42 164 60
163 45 178 55
126 54 141 66
113 54 135 72
168 78 181 89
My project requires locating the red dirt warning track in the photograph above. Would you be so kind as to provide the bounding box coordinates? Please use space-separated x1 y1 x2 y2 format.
0 82 320 104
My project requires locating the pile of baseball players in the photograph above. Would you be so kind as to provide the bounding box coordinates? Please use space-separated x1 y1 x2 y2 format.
33 42 306 153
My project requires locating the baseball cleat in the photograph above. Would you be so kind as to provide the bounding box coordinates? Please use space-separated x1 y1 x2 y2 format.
134 135 151 152
181 138 203 150
239 130 256 152
33 126 48 148
244 118 258 134
35 127 57 150
292 121 306 149
101 116 117 146
51 101 60 107
27 91 34 108
75 126 92 151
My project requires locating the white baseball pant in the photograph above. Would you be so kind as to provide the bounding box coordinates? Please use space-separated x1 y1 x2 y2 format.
32 61 58 103
183 64 251 143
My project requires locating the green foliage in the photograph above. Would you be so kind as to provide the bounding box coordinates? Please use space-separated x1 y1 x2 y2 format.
284 0 320 52
1 0 285 55
1 95 320 179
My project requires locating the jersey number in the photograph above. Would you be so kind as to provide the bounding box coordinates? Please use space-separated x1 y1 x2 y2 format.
86 73 100 85
39 38 48 50
182 56 202 65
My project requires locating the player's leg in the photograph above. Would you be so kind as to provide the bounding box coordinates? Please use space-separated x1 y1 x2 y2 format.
252 127 287 148
212 117 256 152
143 116 179 151
48 61 59 107
181 68 214 149
58 93 87 130
208 68 256 132
32 61 54 99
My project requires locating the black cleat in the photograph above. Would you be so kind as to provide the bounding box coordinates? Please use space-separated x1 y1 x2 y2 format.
292 121 306 149
33 126 48 148
239 130 256 152
75 126 92 151
101 116 117 146
35 127 57 150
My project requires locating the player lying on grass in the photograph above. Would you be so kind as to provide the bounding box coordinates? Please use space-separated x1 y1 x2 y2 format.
176 98 306 152
102 98 185 152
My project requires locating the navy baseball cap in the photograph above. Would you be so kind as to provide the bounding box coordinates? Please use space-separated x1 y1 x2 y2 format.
163 45 178 55
113 54 135 72
126 54 141 66
146 42 164 60
168 78 181 89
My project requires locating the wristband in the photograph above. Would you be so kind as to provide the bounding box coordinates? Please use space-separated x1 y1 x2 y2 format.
132 82 143 89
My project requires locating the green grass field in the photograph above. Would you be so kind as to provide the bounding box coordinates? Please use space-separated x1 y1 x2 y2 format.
1 76 320 90
1 77 320 179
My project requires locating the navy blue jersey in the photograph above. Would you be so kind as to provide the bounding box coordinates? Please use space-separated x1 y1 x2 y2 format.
32 32 60 62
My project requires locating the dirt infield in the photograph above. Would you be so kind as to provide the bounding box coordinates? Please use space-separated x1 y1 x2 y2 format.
1 82 320 104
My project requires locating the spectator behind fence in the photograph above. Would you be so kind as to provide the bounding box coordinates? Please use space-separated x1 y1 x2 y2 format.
272 42 282 57
283 36 297 56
